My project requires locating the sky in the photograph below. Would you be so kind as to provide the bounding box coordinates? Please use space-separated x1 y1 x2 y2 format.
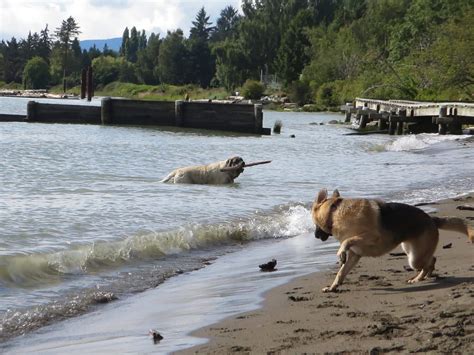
0 0 243 41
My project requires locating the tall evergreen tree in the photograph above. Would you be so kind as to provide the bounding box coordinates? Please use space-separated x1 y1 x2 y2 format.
190 7 214 40
38 25 52 62
158 29 189 84
126 26 139 62
54 16 81 92
276 9 312 85
188 7 215 87
120 27 129 56
2 38 23 83
211 5 241 42
136 32 161 84
138 30 147 50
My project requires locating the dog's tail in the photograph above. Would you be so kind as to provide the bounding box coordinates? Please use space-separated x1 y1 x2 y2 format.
432 216 474 242
160 171 175 183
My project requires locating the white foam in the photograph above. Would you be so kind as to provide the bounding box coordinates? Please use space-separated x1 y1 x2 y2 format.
385 133 470 152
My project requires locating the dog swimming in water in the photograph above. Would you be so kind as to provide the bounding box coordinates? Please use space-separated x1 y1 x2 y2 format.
161 156 245 184
312 188 474 292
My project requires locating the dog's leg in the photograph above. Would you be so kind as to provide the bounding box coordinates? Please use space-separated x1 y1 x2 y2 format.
337 236 372 262
403 230 438 284
323 250 361 292
407 256 437 284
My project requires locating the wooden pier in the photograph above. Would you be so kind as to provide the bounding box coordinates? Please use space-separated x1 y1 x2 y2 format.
341 98 474 135
0 98 271 135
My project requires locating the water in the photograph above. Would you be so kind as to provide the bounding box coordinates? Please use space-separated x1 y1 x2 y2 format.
0 97 473 350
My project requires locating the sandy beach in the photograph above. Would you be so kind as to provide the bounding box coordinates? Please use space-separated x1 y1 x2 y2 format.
182 194 474 354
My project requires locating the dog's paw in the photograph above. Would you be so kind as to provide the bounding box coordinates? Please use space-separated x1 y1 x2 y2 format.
322 286 338 293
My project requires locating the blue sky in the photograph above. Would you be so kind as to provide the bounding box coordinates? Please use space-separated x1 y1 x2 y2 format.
0 0 242 41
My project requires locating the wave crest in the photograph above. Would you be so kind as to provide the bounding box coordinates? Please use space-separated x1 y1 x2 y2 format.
0 205 312 287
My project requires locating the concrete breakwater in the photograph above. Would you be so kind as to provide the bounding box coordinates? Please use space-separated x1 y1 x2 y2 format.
0 97 270 135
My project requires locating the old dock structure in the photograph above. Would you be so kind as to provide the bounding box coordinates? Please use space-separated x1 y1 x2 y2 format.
342 98 474 135
1 98 270 135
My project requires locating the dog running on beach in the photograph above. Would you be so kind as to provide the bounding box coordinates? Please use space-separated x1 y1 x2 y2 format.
161 156 245 184
312 189 474 293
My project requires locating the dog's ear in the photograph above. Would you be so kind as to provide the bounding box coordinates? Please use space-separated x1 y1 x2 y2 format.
332 189 340 198
316 188 328 204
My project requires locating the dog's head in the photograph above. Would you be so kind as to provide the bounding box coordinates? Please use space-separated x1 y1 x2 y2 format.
311 188 341 241
224 156 245 179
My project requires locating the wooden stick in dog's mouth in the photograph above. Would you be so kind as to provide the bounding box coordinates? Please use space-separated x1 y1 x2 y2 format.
220 160 272 172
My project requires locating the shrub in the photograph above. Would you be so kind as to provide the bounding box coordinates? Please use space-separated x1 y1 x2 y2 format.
23 56 51 89
241 79 265 100
316 82 340 108
288 80 311 106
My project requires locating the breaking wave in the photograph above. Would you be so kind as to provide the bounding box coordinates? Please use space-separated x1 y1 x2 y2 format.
0 205 313 288
384 133 471 152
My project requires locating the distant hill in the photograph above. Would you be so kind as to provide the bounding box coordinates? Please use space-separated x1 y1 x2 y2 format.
80 37 122 52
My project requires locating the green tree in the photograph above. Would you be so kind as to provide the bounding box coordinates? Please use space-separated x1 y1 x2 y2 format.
120 27 129 56
213 39 248 91
92 55 122 87
276 9 312 85
54 16 81 92
0 52 4 81
158 30 189 84
136 32 161 84
23 56 51 89
38 25 52 62
126 27 139 62
188 7 214 87
2 37 23 83
211 5 241 42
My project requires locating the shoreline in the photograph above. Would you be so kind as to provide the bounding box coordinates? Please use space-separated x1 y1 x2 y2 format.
181 193 474 354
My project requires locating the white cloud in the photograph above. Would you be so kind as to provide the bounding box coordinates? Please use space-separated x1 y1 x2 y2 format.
0 0 242 41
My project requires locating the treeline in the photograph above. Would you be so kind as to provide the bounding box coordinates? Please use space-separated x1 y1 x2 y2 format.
1 0 473 104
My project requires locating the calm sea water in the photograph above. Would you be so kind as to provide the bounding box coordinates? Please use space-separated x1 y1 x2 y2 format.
0 96 473 348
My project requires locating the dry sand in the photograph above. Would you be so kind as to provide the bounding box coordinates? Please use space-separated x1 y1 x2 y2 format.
180 194 474 354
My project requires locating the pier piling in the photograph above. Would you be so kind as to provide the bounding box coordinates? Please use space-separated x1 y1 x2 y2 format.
342 99 474 135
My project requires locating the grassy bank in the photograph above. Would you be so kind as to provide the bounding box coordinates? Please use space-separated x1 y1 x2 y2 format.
46 82 229 101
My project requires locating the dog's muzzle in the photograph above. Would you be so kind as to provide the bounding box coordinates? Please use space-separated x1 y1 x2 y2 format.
314 225 330 241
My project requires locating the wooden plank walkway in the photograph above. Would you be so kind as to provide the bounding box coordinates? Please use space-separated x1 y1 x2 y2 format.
341 98 474 135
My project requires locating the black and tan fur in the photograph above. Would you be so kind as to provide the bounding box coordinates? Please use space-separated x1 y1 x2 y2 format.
312 189 474 292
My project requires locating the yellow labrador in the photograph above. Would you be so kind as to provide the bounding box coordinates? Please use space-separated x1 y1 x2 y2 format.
161 156 245 184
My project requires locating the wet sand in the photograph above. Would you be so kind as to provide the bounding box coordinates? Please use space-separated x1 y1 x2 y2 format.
182 194 474 354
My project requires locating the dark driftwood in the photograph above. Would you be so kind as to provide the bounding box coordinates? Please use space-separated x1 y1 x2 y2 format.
456 205 474 211
345 129 388 136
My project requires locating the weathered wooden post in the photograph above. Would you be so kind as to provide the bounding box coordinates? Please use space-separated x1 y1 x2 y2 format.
438 106 447 135
447 107 462 134
86 66 93 102
344 102 352 123
101 97 113 124
175 100 184 127
254 103 263 134
26 101 37 121
378 116 388 130
80 68 86 99
388 111 397 135
344 110 351 123
397 109 406 135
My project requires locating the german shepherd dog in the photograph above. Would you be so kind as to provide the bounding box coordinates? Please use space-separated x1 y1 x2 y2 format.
312 189 474 292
